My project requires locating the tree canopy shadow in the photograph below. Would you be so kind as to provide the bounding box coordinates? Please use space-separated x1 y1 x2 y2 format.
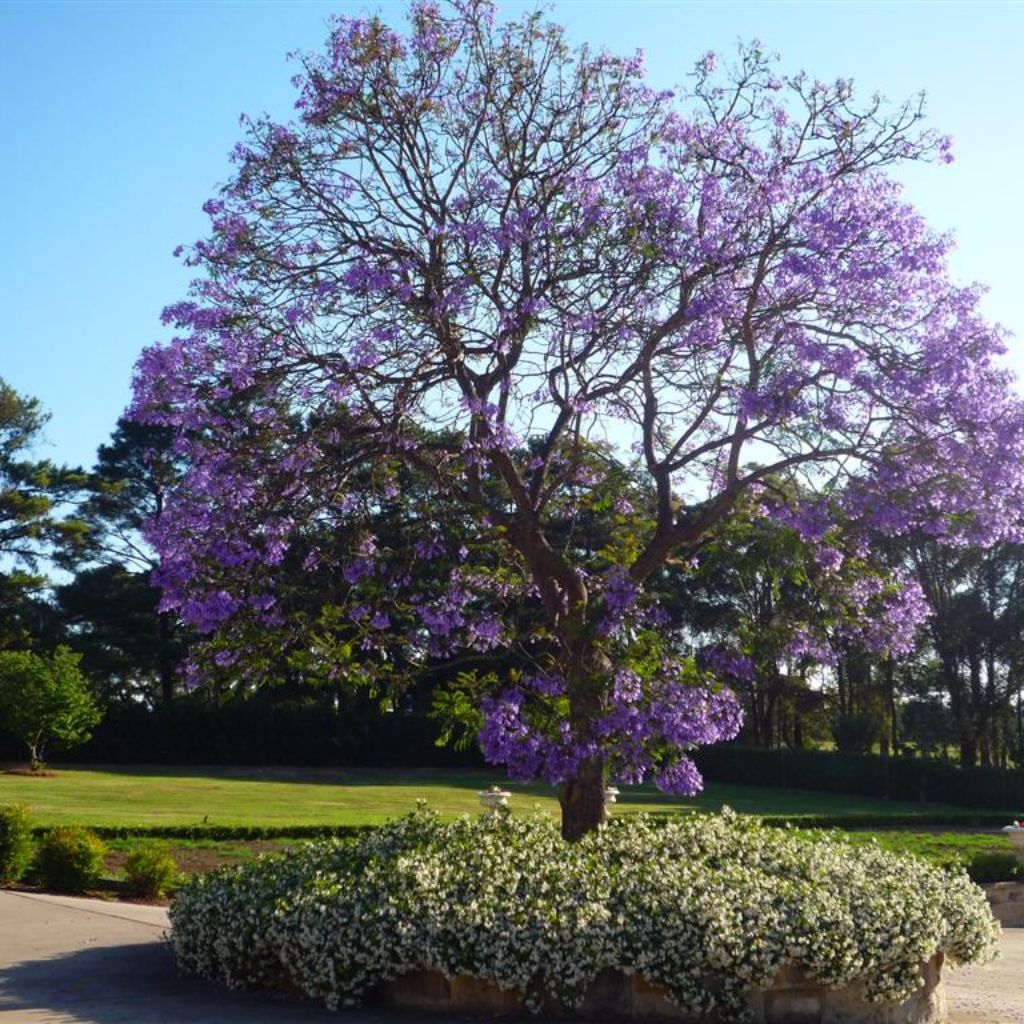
0 939 359 1024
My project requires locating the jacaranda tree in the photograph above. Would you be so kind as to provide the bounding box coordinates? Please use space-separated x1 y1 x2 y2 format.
132 0 1024 838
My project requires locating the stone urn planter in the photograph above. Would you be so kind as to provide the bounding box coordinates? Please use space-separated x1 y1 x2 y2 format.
477 786 512 815
374 954 946 1023
1002 823 1024 863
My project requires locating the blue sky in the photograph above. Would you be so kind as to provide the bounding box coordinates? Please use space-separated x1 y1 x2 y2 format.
2 0 1021 470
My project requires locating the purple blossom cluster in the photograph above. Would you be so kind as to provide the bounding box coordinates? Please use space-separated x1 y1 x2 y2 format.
479 661 741 793
703 647 756 682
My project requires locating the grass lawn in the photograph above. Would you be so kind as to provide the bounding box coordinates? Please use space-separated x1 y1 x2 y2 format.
819 830 1022 883
0 763 994 828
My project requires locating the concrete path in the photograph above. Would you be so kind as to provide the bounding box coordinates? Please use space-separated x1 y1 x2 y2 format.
0 890 373 1023
0 889 1019 1023
946 927 1024 1024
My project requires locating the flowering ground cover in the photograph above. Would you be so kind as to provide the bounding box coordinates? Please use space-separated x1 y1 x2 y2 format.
171 809 1000 1020
0 764 994 828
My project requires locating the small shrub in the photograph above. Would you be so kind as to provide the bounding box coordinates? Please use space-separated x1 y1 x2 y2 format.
965 850 1021 884
0 804 33 883
123 846 179 899
35 826 106 893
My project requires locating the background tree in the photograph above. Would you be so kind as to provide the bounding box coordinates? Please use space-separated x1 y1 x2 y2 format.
0 646 101 770
675 490 926 749
0 378 87 650
898 659 961 760
57 418 185 703
133 1 1024 838
903 538 1024 766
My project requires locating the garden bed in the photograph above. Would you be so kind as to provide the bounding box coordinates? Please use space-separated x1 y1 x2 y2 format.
170 810 999 1022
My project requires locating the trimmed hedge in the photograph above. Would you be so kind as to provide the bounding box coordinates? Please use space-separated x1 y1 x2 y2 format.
696 744 1024 812
54 698 484 769
760 811 1014 829
31 823 377 842
37 811 1013 843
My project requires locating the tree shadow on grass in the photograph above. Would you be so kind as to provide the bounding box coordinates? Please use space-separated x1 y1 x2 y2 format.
56 763 531 788
0 940 379 1024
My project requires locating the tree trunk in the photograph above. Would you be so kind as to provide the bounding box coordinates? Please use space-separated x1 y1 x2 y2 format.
836 658 847 717
1017 680 1023 766
558 756 606 842
880 657 895 759
886 657 899 755
557 633 611 842
765 691 779 748
968 650 987 766
158 610 175 703
749 680 770 747
959 727 978 768
27 732 44 773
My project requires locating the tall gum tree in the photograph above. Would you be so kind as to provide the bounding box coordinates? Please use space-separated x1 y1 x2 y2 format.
132 0 1024 839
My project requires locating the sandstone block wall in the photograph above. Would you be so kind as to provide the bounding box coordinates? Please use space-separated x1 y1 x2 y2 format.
985 881 1024 925
373 953 946 1023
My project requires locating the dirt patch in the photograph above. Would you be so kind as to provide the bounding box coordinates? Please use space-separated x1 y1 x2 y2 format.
6 841 290 907
103 840 289 879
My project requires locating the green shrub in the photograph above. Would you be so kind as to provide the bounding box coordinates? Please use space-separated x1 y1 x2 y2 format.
0 804 33 883
123 846 179 899
35 826 106 893
171 809 1000 1018
839 830 1022 883
964 850 1021 884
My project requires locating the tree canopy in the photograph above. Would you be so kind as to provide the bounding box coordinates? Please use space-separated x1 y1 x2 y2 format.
132 0 1024 837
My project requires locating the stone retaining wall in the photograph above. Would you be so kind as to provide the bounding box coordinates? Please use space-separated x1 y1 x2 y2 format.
985 881 1024 925
373 954 945 1023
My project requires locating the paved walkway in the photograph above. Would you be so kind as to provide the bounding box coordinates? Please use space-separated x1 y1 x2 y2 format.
0 889 1019 1023
945 926 1024 1024
0 891 363 1024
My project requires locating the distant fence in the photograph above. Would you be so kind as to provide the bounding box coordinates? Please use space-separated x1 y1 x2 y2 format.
695 744 1024 811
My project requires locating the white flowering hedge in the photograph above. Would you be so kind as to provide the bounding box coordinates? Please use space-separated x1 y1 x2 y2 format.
170 809 999 1020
